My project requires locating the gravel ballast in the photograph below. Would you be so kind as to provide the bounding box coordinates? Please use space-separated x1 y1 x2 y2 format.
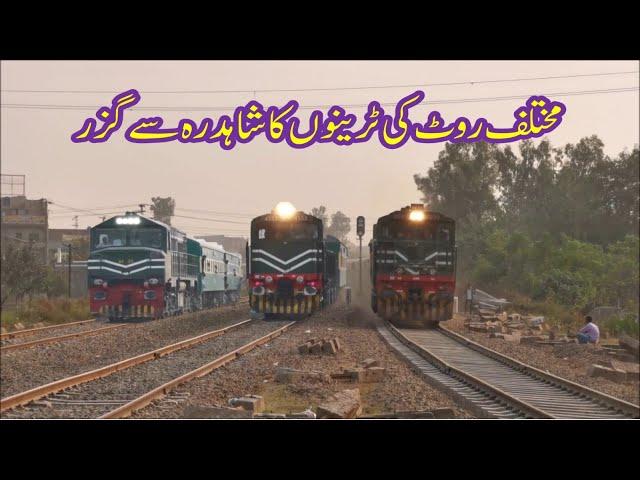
0 320 115 348
133 304 472 419
1 303 250 399
446 315 639 405
2 320 289 419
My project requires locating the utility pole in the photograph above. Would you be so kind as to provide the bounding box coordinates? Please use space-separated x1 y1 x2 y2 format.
356 216 365 296
72 215 79 229
67 243 72 298
138 204 146 214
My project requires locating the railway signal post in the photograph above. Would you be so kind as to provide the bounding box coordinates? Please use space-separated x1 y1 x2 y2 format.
356 216 365 295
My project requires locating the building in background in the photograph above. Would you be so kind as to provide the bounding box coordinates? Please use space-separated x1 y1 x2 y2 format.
48 228 90 265
1 189 49 263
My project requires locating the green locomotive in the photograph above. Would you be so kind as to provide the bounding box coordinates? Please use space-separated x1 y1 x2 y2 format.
88 212 242 321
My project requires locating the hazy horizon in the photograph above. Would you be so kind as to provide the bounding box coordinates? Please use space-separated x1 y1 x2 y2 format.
2 60 638 244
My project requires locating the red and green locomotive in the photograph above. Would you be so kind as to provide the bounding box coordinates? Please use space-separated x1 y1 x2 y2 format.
370 204 456 327
88 212 242 321
247 202 347 318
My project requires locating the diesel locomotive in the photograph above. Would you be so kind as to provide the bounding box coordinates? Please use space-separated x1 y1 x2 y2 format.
247 202 347 317
370 204 456 327
88 212 242 321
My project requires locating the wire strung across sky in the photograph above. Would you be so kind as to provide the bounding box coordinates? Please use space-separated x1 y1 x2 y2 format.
2 86 638 112
2 70 637 94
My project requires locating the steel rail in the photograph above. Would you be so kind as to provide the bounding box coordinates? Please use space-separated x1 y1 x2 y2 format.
385 321 638 419
438 325 639 418
1 324 127 353
385 322 551 418
0 319 96 340
1 297 249 351
0 319 253 413
100 322 295 419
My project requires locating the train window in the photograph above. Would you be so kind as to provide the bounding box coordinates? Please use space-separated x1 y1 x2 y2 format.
438 226 451 242
93 229 127 249
256 223 319 241
129 229 163 248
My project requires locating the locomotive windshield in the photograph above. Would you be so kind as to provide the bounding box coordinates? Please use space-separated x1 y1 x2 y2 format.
253 222 319 242
379 220 453 243
92 228 164 250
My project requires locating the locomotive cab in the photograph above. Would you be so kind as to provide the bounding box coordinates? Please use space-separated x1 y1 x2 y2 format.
88 212 169 321
248 203 324 317
370 204 456 327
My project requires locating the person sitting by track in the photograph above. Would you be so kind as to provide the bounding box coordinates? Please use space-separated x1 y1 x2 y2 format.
576 315 600 344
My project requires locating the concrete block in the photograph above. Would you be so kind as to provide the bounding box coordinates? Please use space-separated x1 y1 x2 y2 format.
360 358 379 369
229 395 265 413
317 389 362 419
322 340 337 354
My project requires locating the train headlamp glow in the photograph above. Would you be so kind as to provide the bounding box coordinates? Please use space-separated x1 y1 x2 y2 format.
274 202 296 219
265 275 273 284
115 216 141 225
409 210 426 222
296 275 304 284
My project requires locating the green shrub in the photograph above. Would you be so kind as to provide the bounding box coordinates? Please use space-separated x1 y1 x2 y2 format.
601 313 640 339
1 298 90 329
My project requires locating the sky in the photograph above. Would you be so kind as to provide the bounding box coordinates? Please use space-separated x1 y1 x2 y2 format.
1 60 638 244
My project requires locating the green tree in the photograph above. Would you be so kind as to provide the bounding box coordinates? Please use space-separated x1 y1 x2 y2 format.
414 136 639 316
1 243 47 308
414 142 500 225
151 197 175 225
326 211 351 243
71 236 90 261
310 206 328 226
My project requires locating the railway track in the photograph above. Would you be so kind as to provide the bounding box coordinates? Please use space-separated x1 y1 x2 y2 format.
1 323 127 352
0 298 250 353
380 322 639 419
0 318 292 419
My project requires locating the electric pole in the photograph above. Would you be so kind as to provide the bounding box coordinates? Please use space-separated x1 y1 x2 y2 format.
67 243 72 298
139 204 147 214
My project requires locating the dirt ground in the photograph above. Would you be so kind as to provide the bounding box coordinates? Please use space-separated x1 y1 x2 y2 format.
446 315 639 405
133 303 474 418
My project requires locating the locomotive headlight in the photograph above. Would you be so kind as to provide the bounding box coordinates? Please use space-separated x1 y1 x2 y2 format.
265 275 273 284
148 278 159 285
274 201 296 219
409 210 426 222
93 279 104 286
296 275 304 284
116 216 141 225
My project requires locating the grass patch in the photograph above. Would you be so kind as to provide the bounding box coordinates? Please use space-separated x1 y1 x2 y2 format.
1 298 90 330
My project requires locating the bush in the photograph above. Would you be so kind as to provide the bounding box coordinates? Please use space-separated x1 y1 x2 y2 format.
600 313 640 339
1 298 90 329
